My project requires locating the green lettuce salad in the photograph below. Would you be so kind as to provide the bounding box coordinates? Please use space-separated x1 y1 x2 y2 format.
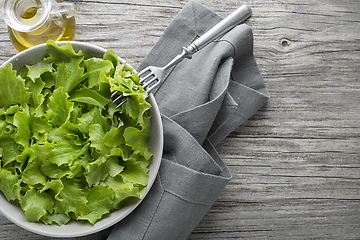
0 40 152 225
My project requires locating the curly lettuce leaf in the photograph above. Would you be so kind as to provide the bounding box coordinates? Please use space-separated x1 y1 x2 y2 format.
105 175 141 207
0 63 31 106
89 124 111 156
0 137 22 167
103 50 120 67
40 179 64 200
25 58 54 82
55 122 85 146
83 57 114 88
1 105 22 115
104 127 125 148
110 62 140 91
55 178 90 218
69 85 111 109
41 162 71 179
0 40 153 226
124 93 151 126
47 141 84 167
29 115 52 142
40 71 56 89
96 70 112 98
53 57 86 93
13 110 31 149
16 148 35 172
123 116 152 160
26 77 46 108
30 142 54 161
20 187 54 222
78 185 115 224
0 121 15 138
84 155 108 187
120 161 149 186
77 106 110 134
0 168 21 201
46 40 84 63
104 157 124 177
22 163 47 186
40 213 71 226
109 62 151 125
46 87 74 127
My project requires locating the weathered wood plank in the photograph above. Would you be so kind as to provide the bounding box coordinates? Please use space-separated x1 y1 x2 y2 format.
189 0 360 239
0 0 359 239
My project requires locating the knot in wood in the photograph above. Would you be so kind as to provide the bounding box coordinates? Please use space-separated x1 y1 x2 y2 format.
280 38 290 47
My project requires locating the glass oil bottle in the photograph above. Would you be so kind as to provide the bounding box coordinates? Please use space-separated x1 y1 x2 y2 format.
2 0 76 51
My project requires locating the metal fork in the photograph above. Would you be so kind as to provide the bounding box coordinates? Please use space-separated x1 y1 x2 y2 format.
112 5 252 109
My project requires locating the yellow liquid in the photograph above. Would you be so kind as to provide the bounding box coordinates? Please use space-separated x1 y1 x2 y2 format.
8 7 76 51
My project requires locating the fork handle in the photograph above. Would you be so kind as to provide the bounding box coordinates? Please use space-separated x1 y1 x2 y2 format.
185 5 252 55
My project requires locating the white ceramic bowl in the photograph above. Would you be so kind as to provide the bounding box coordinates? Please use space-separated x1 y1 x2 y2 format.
0 42 163 238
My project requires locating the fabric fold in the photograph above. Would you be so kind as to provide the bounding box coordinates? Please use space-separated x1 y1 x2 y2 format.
106 0 269 239
107 116 231 240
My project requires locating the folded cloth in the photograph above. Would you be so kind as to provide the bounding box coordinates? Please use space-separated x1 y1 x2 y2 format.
106 0 269 239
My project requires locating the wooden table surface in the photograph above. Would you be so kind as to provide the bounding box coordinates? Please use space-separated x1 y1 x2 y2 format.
0 0 359 239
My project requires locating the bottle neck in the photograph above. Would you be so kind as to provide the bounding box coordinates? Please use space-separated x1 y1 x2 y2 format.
2 0 51 32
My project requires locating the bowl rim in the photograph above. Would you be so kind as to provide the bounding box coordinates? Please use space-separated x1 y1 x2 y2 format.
0 41 163 238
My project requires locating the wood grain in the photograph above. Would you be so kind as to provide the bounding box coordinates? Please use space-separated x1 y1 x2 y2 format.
0 0 359 239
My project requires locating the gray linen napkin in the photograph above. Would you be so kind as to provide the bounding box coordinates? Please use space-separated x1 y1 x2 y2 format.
106 0 269 239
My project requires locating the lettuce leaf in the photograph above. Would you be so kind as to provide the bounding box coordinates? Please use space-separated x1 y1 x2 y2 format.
0 168 21 201
26 77 46 107
22 162 47 186
55 177 90 217
123 116 152 160
13 110 31 149
46 40 84 63
78 185 115 224
47 141 83 166
41 162 71 179
20 187 54 222
0 137 22 167
83 57 114 89
77 106 110 134
0 63 31 106
29 115 52 142
109 62 151 126
84 155 108 187
103 50 120 67
120 161 149 186
104 127 125 148
40 213 71 226
105 175 141 207
46 87 74 127
53 57 86 93
0 40 153 225
70 85 111 109
26 58 54 82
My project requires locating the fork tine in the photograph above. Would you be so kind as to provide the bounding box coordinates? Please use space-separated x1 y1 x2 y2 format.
115 98 127 109
142 76 159 89
111 90 127 109
137 66 151 76
139 72 155 84
112 93 124 104
111 90 119 98
144 80 161 93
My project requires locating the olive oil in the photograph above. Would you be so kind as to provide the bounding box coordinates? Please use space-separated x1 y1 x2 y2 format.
8 6 76 51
